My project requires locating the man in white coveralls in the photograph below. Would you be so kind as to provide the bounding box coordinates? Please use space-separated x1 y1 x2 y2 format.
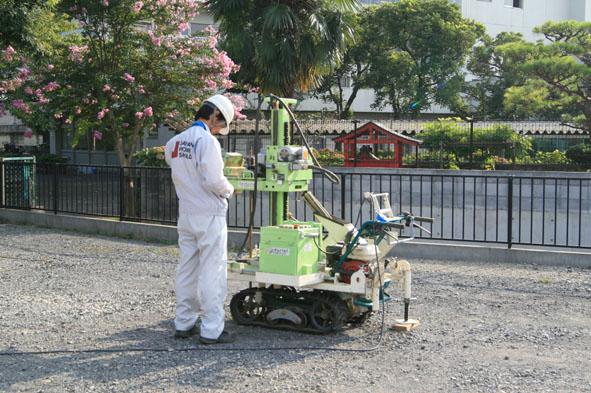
165 94 236 344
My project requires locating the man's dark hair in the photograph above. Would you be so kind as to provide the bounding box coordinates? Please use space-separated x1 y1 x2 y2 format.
194 103 216 121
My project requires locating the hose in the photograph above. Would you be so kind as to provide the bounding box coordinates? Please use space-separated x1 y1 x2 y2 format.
236 95 264 258
268 94 340 185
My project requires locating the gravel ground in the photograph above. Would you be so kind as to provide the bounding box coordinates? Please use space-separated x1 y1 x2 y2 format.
1 222 590 393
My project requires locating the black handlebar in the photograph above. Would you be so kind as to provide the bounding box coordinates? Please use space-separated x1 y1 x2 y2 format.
413 216 435 223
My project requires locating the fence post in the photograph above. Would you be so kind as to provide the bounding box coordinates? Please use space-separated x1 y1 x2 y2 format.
53 164 58 214
119 166 124 221
0 161 3 208
507 176 513 249
469 119 474 166
340 173 346 220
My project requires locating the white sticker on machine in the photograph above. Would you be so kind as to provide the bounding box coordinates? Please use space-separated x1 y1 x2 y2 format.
267 247 290 256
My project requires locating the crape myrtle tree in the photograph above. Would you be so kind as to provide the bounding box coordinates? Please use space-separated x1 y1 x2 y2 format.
500 21 591 138
207 0 359 98
5 0 244 166
365 0 483 119
0 0 75 131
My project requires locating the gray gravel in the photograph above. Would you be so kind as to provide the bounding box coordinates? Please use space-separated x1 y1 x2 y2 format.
1 222 590 393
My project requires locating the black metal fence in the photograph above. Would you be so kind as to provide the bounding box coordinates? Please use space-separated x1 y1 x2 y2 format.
1 161 590 250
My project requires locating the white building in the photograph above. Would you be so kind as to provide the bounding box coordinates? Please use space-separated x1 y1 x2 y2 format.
295 0 591 115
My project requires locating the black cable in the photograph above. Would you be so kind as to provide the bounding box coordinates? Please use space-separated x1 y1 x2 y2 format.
268 94 340 185
312 235 340 255
236 95 264 258
353 198 366 229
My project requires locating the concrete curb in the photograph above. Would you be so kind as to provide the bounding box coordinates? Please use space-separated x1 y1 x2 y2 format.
393 241 591 268
1 208 590 268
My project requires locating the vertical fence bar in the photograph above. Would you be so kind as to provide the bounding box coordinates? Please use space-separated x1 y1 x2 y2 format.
542 178 546 244
566 179 570 247
53 164 58 214
340 173 346 220
554 178 558 246
507 176 513 249
0 162 3 209
119 167 124 221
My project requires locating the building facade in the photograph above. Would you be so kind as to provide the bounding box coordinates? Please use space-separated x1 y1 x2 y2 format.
296 0 591 115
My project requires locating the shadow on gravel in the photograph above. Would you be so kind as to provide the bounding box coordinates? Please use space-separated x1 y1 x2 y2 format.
1 319 372 390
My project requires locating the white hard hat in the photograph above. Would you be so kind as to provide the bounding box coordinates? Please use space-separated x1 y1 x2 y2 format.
205 94 234 135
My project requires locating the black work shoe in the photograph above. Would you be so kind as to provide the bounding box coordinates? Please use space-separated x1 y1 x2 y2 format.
199 330 235 345
174 323 200 339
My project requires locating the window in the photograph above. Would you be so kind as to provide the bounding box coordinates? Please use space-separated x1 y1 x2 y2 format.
190 23 209 33
504 0 522 8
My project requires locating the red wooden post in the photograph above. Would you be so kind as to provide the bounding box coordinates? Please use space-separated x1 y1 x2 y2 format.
395 142 403 167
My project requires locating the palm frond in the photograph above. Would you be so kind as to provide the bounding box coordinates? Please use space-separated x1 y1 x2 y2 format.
262 4 296 32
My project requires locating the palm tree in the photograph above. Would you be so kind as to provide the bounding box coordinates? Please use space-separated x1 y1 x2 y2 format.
207 0 360 97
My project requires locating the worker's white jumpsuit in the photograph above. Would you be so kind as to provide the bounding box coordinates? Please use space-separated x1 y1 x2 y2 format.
165 121 234 340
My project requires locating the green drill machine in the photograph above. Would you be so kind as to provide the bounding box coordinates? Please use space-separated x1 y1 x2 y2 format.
224 96 433 333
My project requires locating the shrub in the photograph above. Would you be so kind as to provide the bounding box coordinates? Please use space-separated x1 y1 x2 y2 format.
566 143 591 165
418 119 532 163
133 146 167 167
315 148 344 167
35 154 68 164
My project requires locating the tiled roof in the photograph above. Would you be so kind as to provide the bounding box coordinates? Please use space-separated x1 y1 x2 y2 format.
229 119 590 136
333 121 422 144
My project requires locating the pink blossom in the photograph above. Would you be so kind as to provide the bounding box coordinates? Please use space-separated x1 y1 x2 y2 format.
38 97 49 105
64 118 72 124
132 1 144 13
97 108 110 120
148 31 162 47
18 67 31 79
54 112 63 119
35 89 43 98
24 129 33 138
205 79 217 90
102 84 111 92
178 22 189 33
225 94 247 120
122 122 129 128
24 87 33 95
111 94 120 101
102 0 109 6
47 64 54 71
68 45 89 63
222 79 235 89
43 81 59 92
11 99 31 114
93 130 103 141
3 46 15 61
123 73 135 82
82 98 90 104
138 85 145 94
143 106 153 117
135 112 144 119
75 106 82 114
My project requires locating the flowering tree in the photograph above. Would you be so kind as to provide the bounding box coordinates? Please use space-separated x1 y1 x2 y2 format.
5 0 244 166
